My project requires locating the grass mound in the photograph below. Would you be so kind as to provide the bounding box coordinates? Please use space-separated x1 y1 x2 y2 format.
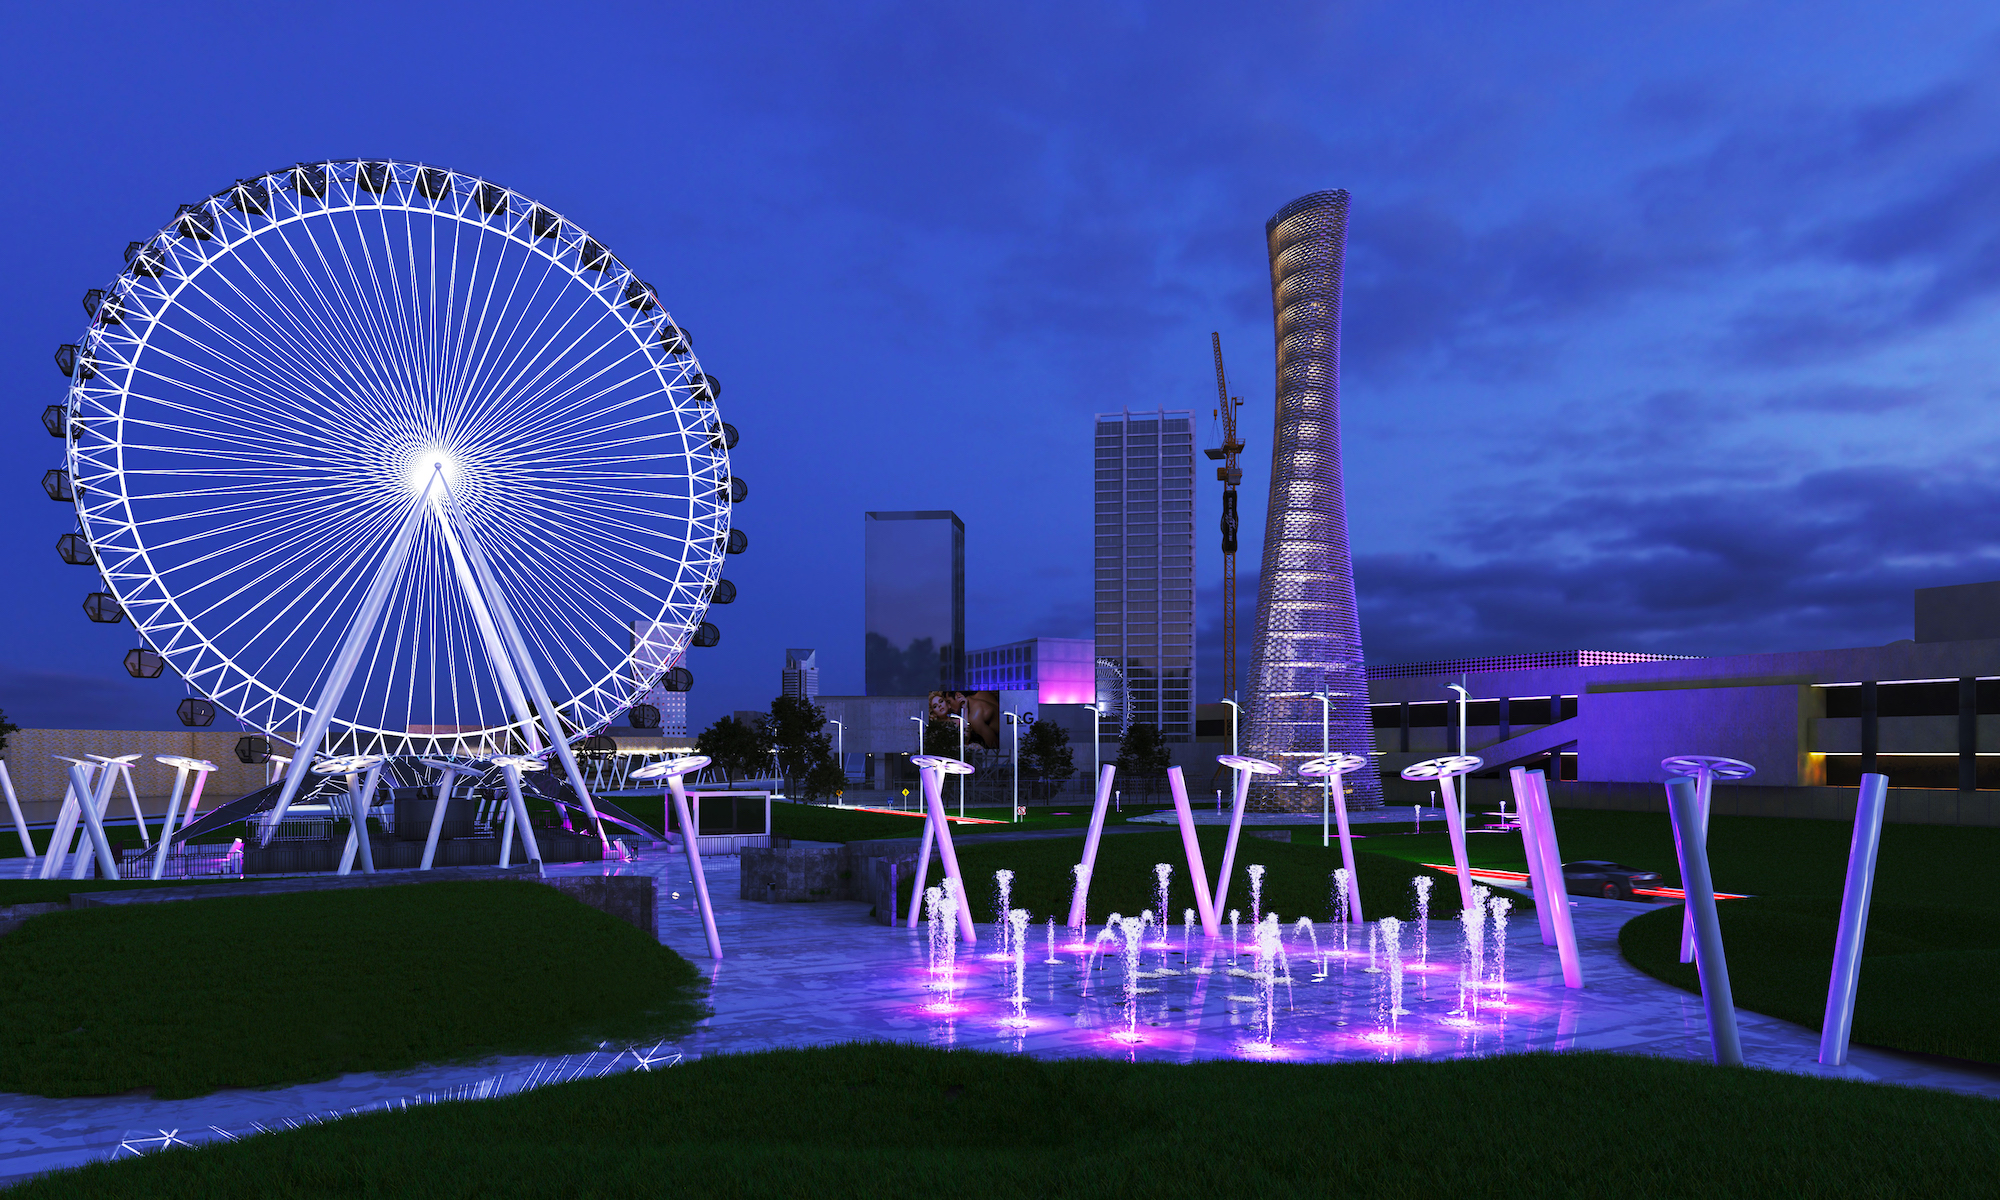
1621 898 2000 1066
18 1042 2000 1198
0 881 706 1099
897 827 1514 928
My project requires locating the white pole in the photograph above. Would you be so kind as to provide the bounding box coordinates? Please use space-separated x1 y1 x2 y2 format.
1446 683 1471 825
62 762 120 880
665 770 723 959
1221 699 1239 758
149 763 192 881
263 479 439 840
71 764 124 880
1317 694 1331 849
909 715 924 810
952 714 966 818
1819 772 1888 1066
0 762 33 863
38 762 92 879
1008 713 1019 822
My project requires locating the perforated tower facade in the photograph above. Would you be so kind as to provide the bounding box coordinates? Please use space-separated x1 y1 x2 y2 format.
1241 190 1382 810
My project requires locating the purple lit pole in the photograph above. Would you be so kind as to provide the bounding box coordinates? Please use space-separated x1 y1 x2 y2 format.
916 755 977 944
1066 764 1118 929
634 756 723 960
1665 775 1743 1066
1212 755 1279 921
417 760 486 871
1300 753 1367 923
1401 755 1482 909
1165 766 1219 936
1509 768 1556 946
1662 755 1755 963
1521 768 1583 988
1819 772 1888 1067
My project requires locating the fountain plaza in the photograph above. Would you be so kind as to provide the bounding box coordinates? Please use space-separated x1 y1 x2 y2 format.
8 834 1999 1184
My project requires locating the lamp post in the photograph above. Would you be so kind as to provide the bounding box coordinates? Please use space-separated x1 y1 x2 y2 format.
826 718 844 805
1445 682 1471 825
1309 692 1334 848
1090 703 1106 803
909 714 925 810
949 712 968 818
1220 697 1241 758
1003 712 1020 822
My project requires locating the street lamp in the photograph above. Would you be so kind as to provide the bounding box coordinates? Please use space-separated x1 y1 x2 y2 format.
826 718 844 806
1003 711 1020 822
1090 703 1106 800
1308 691 1334 848
948 713 968 818
1219 697 1241 758
1445 682 1471 825
909 714 925 809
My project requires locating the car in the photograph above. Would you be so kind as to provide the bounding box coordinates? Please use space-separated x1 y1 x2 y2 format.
1562 860 1663 901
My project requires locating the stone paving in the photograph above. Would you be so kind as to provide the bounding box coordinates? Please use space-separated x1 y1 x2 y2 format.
3 845 1998 1186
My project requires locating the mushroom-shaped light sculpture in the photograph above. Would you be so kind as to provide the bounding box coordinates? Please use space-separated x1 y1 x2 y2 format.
313 754 386 875
1211 754 1281 921
1400 754 1486 907
1300 752 1371 923
150 755 217 880
907 755 977 944
631 755 722 960
1661 755 1755 961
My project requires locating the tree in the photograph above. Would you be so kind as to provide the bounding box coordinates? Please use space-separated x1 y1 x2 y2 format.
0 708 18 758
1018 719 1074 800
1115 722 1172 798
766 695 840 800
695 715 768 785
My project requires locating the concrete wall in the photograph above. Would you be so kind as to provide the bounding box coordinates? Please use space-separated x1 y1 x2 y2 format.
1576 683 1810 786
1 729 276 826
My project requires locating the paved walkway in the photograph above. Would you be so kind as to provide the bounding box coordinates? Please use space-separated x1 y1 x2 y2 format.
3 846 1997 1186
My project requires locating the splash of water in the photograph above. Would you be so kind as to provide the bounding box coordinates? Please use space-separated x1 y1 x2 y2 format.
924 881 961 1012
1331 869 1352 952
1045 916 1060 964
1413 804 1422 834
1381 916 1407 1022
1248 913 1287 1048
994 870 1015 959
1247 864 1266 927
1006 908 1031 1027
1455 885 1488 1020
1293 916 1322 978
1363 922 1382 973
1152 864 1174 947
1489 895 1512 993
1229 909 1241 961
1068 864 1091 935
1412 875 1434 966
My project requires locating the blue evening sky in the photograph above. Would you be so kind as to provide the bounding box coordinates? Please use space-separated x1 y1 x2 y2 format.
3 2 1999 733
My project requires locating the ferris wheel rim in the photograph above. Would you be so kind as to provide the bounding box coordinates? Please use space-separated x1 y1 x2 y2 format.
60 159 731 750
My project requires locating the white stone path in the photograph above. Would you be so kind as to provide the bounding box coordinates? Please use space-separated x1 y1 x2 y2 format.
3 849 1996 1186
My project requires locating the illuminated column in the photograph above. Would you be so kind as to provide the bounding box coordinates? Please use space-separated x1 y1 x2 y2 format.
1241 189 1381 810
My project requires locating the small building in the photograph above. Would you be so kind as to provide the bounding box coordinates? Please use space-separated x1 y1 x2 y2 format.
1363 581 2000 826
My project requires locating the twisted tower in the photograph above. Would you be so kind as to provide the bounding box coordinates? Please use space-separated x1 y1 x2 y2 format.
1241 190 1382 810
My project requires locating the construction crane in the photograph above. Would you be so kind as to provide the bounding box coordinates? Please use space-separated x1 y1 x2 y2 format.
1204 333 1246 705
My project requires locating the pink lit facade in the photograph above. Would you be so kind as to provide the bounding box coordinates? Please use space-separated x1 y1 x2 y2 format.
966 637 1095 705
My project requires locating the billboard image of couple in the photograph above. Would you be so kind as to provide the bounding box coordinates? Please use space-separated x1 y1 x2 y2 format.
928 690 1001 750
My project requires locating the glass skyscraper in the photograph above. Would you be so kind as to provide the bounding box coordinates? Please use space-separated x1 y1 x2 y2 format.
864 511 965 696
1095 410 1195 740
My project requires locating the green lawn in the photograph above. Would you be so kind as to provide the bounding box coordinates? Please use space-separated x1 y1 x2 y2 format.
17 1042 2000 1199
897 826 1519 928
1340 806 2000 1069
0 876 250 907
0 881 706 1099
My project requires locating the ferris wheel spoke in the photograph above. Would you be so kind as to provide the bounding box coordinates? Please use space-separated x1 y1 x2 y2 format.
450 270 634 444
237 219 412 404
285 210 433 413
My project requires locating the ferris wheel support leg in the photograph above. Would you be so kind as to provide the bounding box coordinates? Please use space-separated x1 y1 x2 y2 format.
439 496 610 851
353 764 382 874
420 779 453 871
261 486 437 845
499 765 542 870
0 763 34 864
426 495 543 756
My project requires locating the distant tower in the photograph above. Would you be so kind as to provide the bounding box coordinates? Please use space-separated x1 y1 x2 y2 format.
1240 190 1381 810
1094 409 1197 741
782 648 820 702
864 511 965 695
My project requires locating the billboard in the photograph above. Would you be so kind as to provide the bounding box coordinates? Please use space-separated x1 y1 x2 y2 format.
928 690 1001 750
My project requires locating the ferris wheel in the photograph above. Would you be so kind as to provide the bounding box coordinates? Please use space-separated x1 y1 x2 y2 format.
44 160 743 787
